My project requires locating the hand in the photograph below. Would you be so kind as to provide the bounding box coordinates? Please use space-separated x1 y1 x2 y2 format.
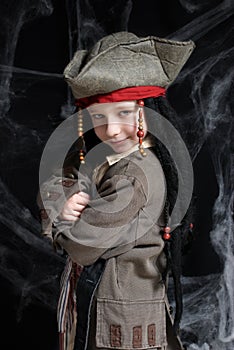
59 191 90 221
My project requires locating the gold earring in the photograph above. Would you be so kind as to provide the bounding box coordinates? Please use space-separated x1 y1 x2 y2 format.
78 108 85 164
137 100 146 156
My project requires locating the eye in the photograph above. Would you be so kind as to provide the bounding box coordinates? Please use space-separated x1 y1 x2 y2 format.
91 114 105 120
119 110 134 117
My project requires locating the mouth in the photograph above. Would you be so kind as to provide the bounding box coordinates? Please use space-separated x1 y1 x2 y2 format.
109 139 127 145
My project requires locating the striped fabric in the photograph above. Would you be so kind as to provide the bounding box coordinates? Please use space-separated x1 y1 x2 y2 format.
57 257 83 350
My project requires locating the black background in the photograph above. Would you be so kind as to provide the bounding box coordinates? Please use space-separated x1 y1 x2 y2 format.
0 0 232 349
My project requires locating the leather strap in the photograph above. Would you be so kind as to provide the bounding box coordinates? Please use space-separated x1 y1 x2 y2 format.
74 259 106 350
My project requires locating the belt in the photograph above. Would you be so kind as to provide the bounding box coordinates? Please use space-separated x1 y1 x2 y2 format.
74 258 106 350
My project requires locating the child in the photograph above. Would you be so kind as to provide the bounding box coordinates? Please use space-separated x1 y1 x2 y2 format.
39 32 195 350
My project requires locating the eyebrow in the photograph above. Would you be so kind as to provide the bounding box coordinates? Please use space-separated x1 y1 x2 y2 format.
115 104 136 109
89 103 136 113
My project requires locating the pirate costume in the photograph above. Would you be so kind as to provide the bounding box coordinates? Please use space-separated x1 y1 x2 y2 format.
38 32 195 350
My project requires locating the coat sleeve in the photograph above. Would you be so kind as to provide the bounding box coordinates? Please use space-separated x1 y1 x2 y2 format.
37 165 92 241
53 173 148 266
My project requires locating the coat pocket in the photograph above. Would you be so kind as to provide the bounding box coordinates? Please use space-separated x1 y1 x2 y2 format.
96 298 167 349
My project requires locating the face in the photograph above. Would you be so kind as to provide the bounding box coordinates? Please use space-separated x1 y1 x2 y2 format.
88 101 147 153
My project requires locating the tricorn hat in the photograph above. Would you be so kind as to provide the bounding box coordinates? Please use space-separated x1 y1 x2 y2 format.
64 32 195 100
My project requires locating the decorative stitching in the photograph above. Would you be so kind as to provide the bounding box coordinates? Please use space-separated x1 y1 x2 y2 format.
133 326 142 348
148 323 156 346
40 208 50 220
110 325 121 347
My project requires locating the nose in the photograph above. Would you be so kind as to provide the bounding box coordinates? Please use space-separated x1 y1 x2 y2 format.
105 121 121 138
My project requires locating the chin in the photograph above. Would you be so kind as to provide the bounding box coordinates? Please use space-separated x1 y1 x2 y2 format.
105 138 137 153
111 142 135 153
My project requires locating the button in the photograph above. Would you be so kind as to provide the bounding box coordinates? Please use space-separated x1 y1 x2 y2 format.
54 179 63 184
62 179 75 187
65 173 75 179
45 191 61 201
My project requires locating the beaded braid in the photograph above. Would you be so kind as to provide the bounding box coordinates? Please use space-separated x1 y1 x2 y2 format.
143 97 194 334
153 139 183 334
145 96 194 247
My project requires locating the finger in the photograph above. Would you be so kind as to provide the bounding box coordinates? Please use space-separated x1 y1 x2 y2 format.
58 213 79 221
64 201 85 213
71 203 86 212
61 204 82 216
71 191 89 199
63 208 82 217
78 191 90 199
73 194 90 206
71 209 82 217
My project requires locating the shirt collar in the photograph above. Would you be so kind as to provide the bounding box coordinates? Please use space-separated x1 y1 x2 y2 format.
106 137 154 166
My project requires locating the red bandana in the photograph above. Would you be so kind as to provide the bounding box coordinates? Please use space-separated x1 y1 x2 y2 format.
75 86 166 108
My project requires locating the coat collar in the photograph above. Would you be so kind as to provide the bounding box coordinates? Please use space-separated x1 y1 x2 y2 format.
106 136 154 166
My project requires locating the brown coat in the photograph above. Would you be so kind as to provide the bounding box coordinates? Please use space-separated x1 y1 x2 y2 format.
39 147 183 349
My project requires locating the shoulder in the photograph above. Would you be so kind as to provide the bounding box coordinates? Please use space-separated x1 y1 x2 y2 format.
126 148 163 177
102 148 166 198
108 148 164 180
106 148 162 175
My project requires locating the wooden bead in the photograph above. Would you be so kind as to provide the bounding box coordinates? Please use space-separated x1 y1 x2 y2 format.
138 100 144 107
163 232 171 240
139 147 146 156
79 149 85 163
137 130 144 138
163 226 171 233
